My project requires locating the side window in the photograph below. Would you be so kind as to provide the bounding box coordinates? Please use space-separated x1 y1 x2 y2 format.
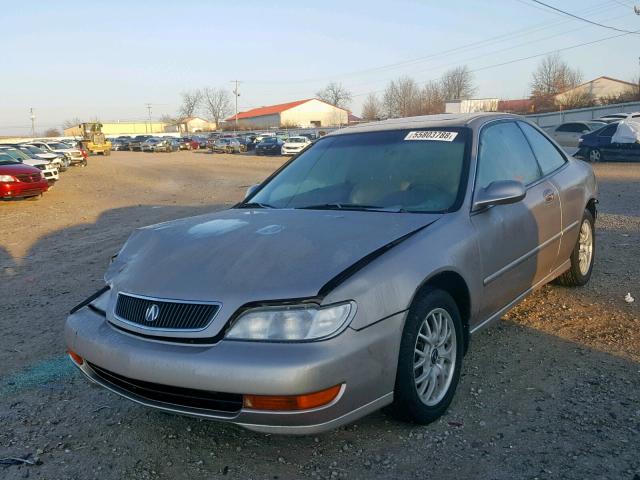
518 122 567 175
599 125 617 137
558 123 581 133
477 121 541 190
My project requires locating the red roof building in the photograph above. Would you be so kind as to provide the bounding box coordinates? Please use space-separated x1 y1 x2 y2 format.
225 98 349 128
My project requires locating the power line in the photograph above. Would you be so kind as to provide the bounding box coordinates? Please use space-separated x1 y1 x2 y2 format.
244 0 622 85
343 11 631 96
349 28 638 98
528 0 640 34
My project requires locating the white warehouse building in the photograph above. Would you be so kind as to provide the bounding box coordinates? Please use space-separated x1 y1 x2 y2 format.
226 98 349 129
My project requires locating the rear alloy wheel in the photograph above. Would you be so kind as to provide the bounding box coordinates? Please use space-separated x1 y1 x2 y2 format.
555 209 595 287
588 148 602 163
390 288 463 424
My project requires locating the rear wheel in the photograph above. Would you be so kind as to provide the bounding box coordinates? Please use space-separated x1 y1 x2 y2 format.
390 288 463 424
588 148 602 163
104 149 111 156
555 209 595 287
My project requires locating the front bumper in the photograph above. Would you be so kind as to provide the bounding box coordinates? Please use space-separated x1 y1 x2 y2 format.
0 179 49 198
65 306 403 434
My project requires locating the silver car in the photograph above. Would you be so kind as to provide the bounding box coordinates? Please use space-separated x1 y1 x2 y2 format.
548 121 607 148
65 113 597 434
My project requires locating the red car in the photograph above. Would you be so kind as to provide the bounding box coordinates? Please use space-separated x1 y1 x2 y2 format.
0 154 49 199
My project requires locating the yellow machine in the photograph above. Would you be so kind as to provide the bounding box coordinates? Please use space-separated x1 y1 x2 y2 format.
78 123 112 155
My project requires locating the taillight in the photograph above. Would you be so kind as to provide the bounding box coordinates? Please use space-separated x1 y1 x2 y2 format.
80 149 88 158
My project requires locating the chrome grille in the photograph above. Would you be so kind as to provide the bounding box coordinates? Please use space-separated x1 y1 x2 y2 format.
115 293 219 330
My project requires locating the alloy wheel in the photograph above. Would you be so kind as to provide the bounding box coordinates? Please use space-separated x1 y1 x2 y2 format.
413 308 457 406
578 219 593 275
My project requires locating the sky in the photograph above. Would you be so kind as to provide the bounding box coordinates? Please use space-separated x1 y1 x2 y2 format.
2 0 639 135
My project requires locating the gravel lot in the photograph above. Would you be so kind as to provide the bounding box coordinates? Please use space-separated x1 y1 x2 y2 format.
1 151 638 479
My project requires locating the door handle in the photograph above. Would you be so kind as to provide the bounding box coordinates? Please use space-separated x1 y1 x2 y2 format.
543 189 555 203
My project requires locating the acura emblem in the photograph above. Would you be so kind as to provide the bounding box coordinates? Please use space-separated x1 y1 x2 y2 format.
145 304 160 323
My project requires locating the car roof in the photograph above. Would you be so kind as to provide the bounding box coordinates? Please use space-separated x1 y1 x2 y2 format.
327 112 522 136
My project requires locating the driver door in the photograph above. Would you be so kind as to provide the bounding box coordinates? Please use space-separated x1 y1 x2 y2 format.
471 121 561 321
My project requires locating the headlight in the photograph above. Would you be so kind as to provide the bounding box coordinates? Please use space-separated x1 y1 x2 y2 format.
0 175 16 182
226 302 354 342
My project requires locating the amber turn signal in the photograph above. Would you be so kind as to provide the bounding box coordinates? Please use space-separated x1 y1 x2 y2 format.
68 349 84 365
243 384 343 411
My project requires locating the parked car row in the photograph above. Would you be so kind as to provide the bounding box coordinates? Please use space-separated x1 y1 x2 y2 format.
105 131 319 157
202 131 315 156
549 117 640 162
107 135 209 152
0 139 88 200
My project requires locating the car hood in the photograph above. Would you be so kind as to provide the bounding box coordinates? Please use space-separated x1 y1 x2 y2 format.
106 208 440 331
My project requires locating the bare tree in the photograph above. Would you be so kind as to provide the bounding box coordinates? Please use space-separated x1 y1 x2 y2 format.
440 66 476 100
179 89 202 119
43 128 61 137
159 114 180 124
421 80 446 114
383 76 422 118
361 93 383 121
531 53 582 111
316 82 353 108
62 117 82 130
201 87 232 128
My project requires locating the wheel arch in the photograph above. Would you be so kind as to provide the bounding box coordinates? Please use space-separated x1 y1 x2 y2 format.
411 270 471 354
586 197 597 220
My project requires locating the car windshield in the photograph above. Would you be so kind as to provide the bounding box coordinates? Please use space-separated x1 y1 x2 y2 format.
261 137 277 143
48 143 70 149
248 128 469 213
1 148 29 160
0 153 19 165
287 137 307 143
21 145 45 154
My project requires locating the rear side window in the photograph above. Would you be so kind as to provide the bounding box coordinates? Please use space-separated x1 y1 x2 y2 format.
599 124 617 136
477 121 541 189
557 123 582 133
518 122 566 175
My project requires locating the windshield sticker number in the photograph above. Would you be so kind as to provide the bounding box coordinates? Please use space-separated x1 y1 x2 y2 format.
404 131 458 142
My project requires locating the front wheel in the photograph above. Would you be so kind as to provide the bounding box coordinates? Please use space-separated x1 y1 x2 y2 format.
555 209 595 287
390 288 463 424
588 148 602 163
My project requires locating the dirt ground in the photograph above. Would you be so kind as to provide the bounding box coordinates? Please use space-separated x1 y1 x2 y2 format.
0 151 638 479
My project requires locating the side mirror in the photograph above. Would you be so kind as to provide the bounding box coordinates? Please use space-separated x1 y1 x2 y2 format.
245 184 260 199
473 180 526 211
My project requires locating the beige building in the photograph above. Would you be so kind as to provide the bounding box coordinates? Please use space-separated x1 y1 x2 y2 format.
555 76 637 105
64 122 168 137
226 99 349 129
176 117 217 133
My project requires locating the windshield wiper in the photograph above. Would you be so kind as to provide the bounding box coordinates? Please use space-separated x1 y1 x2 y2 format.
237 202 276 209
297 203 406 213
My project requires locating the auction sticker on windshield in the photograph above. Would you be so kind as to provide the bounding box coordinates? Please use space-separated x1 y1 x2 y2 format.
404 131 458 141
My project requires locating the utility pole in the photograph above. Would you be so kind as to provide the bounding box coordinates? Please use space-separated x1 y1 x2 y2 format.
30 108 35 138
231 80 242 133
145 103 153 134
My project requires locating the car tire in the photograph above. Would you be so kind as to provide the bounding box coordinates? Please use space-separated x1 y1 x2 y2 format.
105 149 111 156
390 288 463 424
588 148 602 163
555 209 595 287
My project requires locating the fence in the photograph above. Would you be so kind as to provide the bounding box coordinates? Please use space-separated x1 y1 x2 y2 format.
525 101 640 128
